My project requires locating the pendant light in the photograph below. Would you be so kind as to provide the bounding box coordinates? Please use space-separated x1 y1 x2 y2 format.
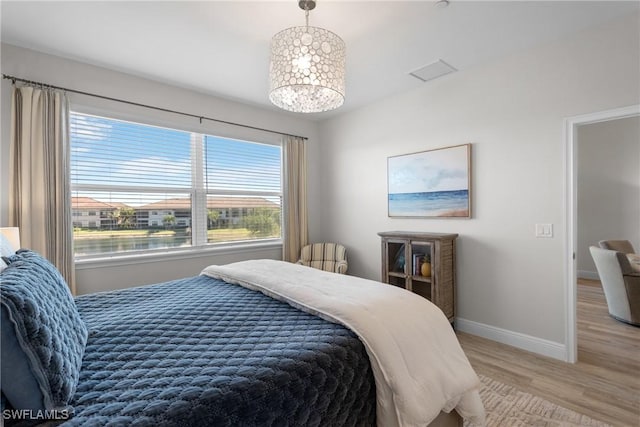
269 0 346 113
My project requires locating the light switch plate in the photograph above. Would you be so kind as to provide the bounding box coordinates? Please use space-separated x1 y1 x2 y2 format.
535 223 553 238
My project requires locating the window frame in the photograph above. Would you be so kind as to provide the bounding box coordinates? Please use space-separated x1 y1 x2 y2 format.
69 106 285 264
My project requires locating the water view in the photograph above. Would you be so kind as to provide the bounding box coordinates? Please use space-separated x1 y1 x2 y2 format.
73 227 278 257
74 234 191 256
388 189 469 217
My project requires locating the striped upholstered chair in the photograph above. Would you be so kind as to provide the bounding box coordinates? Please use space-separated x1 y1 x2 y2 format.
297 243 348 274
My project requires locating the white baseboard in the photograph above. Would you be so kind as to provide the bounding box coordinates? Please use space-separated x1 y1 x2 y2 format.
577 270 599 280
456 318 567 361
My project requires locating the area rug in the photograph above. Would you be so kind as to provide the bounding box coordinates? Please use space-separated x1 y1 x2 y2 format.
464 375 612 427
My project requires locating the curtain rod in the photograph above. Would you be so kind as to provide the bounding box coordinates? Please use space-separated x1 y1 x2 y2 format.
2 74 308 141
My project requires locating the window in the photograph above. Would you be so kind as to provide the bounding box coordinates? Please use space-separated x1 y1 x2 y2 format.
70 112 282 258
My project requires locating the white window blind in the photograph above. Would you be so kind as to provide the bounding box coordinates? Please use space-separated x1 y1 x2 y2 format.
71 114 192 189
202 135 282 244
70 112 282 258
204 136 281 193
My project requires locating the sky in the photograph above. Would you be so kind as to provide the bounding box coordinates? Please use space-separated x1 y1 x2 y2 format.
387 144 469 194
70 112 282 207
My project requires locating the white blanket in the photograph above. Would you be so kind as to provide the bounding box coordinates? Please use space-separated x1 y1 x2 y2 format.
201 260 485 427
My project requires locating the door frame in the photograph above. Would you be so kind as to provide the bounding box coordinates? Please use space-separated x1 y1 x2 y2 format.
563 104 640 363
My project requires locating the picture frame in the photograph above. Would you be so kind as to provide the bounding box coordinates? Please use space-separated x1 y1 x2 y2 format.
387 143 471 218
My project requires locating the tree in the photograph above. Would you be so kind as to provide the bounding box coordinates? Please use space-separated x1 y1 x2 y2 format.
105 210 119 229
113 207 136 229
207 209 220 228
163 214 176 229
243 208 279 237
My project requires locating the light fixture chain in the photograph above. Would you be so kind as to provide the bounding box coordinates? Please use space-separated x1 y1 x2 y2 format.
305 8 309 30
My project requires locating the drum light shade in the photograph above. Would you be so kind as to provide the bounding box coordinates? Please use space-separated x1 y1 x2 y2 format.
269 2 345 113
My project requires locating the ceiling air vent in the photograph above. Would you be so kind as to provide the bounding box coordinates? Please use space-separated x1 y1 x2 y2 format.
409 59 457 82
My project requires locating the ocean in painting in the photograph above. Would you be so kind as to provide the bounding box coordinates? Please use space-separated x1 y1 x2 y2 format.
388 189 469 217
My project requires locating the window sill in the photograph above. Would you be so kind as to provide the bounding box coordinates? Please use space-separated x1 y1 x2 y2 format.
75 240 282 270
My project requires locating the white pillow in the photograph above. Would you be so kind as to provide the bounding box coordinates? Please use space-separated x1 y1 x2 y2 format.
0 234 16 272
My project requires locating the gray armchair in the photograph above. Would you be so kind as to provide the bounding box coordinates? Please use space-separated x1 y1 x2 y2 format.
590 246 640 326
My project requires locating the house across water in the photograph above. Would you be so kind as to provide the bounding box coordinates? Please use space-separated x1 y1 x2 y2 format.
72 196 280 229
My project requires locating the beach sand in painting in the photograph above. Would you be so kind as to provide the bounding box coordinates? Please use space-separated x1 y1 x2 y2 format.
439 209 469 217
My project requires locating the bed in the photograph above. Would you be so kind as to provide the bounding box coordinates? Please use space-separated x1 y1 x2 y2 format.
0 250 485 427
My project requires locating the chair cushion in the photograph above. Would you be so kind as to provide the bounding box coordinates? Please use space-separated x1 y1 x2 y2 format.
599 240 635 254
627 254 640 273
0 249 87 418
307 260 340 272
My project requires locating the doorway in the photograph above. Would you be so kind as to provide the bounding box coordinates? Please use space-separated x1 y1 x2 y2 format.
564 104 640 363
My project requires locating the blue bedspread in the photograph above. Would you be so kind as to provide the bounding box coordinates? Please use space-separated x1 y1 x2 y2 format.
66 275 376 426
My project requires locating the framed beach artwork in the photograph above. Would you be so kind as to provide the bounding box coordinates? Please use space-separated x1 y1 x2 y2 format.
387 143 471 218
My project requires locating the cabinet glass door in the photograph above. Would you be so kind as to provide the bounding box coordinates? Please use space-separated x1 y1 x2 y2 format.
410 243 432 279
388 242 406 274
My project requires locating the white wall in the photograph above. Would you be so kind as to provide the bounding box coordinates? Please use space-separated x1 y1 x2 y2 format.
313 13 640 355
0 43 320 294
576 117 640 278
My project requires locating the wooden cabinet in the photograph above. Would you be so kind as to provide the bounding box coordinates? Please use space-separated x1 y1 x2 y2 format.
378 231 458 322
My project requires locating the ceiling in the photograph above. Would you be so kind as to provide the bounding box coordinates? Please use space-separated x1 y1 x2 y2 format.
2 1 638 120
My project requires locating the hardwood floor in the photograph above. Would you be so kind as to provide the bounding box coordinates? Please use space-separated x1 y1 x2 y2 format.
457 280 639 427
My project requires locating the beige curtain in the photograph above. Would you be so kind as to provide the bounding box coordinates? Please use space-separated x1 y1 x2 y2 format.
282 135 308 262
9 85 75 293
